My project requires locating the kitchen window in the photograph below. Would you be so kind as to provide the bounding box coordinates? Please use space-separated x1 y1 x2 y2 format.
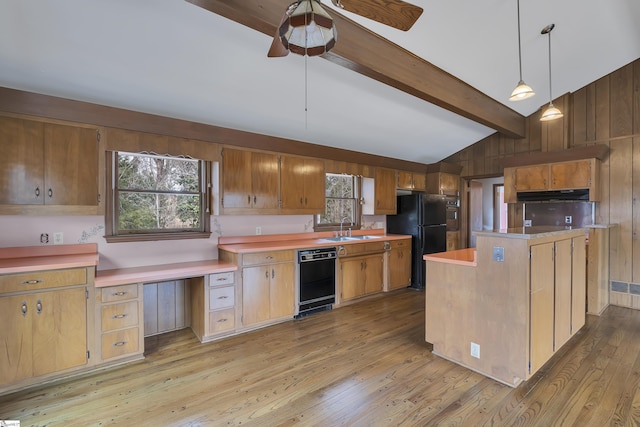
315 173 361 231
105 151 211 242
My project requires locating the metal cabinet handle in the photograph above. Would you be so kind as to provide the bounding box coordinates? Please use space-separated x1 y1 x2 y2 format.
254 195 257 204
265 256 274 260
36 299 42 314
247 195 251 205
216 277 226 281
21 301 27 317
300 197 303 205
272 268 275 279
304 197 308 205
21 279 43 285
112 314 128 319
113 291 127 296
265 270 269 279
48 188 53 198
217 295 228 299
113 341 128 347
35 187 40 197
217 318 228 323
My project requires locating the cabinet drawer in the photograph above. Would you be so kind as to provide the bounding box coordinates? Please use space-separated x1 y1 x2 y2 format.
0 268 87 295
101 284 139 303
101 301 139 332
102 327 140 360
209 271 234 287
208 308 235 334
389 239 410 249
209 285 235 310
242 250 294 266
339 242 385 257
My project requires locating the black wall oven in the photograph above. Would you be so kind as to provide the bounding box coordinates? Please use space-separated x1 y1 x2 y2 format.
296 247 337 318
445 196 460 231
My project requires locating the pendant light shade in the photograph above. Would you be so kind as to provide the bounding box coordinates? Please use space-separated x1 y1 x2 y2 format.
540 24 563 121
279 0 337 57
509 0 534 101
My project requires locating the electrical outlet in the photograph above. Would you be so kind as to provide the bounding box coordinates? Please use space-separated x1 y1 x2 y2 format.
40 233 49 244
493 246 504 262
471 342 480 359
53 232 64 245
524 219 532 227
565 215 572 224
255 226 262 235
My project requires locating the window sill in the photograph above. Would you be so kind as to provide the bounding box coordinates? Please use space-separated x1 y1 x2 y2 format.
105 232 212 243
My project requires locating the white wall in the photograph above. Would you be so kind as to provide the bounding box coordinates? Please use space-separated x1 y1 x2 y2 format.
478 177 504 231
0 214 385 270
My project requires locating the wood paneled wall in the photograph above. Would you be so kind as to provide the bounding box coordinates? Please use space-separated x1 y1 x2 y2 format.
445 58 640 309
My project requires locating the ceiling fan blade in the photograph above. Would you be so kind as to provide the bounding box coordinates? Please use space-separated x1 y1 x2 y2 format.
332 0 423 31
267 10 289 57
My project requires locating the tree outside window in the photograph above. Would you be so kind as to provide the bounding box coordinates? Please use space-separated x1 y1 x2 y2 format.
316 173 360 229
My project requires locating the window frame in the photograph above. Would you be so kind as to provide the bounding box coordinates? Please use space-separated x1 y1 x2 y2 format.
314 173 362 232
105 151 211 243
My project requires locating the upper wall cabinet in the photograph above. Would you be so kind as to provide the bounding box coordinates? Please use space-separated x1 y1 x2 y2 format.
504 158 600 203
426 172 459 196
363 167 397 215
221 148 280 214
0 116 101 214
280 155 325 214
397 171 426 191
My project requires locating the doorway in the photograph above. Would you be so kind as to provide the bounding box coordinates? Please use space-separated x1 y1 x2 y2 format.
465 176 505 248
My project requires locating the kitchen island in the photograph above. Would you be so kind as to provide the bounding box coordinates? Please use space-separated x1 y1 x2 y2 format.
424 227 586 387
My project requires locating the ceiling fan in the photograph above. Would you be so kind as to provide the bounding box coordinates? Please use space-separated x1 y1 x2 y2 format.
268 0 423 57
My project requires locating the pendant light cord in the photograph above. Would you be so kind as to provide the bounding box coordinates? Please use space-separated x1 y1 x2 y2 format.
547 29 553 102
516 0 523 81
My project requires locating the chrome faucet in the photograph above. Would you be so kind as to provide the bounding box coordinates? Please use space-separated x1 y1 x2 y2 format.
340 217 352 236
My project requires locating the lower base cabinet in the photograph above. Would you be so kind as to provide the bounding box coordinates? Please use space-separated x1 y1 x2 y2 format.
96 283 144 363
339 246 384 302
0 267 91 394
191 271 236 342
387 238 411 291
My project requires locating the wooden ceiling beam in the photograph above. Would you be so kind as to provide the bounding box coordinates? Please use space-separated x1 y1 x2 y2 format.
185 0 526 138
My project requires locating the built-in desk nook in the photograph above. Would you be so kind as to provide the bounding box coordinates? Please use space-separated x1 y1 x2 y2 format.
424 227 587 387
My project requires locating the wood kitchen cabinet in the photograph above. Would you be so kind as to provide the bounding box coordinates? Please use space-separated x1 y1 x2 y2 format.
529 235 586 374
221 148 280 213
0 268 90 391
446 231 460 252
386 239 411 291
362 168 397 215
0 116 100 210
504 158 600 202
231 250 295 327
397 171 426 191
97 283 144 362
280 155 325 213
426 172 459 196
338 241 385 302
190 271 237 342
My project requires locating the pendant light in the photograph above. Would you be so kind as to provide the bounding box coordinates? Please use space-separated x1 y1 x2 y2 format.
540 24 563 121
279 0 337 57
509 0 534 101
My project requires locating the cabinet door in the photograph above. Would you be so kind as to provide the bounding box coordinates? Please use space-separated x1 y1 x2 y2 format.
389 246 411 290
302 158 325 211
222 149 252 209
515 165 549 191
412 173 426 191
242 266 271 325
439 173 459 195
374 168 396 214
0 117 44 205
44 124 99 205
396 171 413 190
0 294 33 384
251 152 279 209
340 258 365 301
550 160 592 189
280 156 305 209
571 236 587 333
529 243 555 374
32 287 87 376
554 239 572 350
446 231 459 252
363 254 384 295
269 262 295 319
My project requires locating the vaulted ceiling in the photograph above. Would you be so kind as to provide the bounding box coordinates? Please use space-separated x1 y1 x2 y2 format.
0 0 639 164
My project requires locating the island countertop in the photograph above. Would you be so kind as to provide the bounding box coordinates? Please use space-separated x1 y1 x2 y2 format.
473 226 587 239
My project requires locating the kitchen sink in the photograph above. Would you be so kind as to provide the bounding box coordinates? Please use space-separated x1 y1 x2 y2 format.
320 236 358 242
348 235 382 240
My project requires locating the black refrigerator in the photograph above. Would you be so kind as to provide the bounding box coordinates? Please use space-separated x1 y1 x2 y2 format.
386 193 447 290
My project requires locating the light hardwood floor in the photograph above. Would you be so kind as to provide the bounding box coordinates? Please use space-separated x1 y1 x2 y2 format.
1 289 640 426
